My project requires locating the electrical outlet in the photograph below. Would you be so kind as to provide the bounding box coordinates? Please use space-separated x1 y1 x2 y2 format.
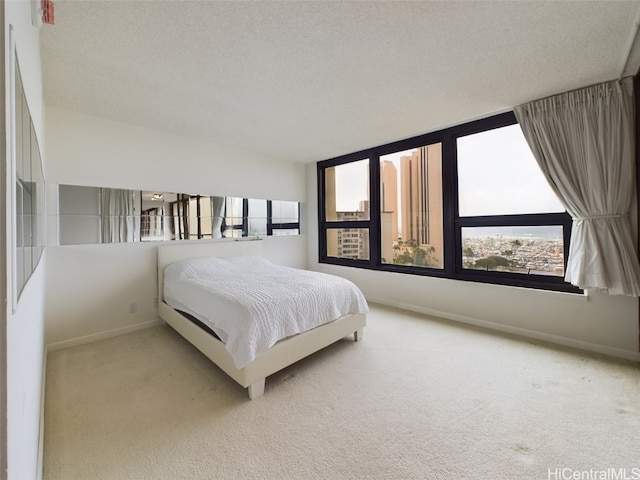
128 302 137 314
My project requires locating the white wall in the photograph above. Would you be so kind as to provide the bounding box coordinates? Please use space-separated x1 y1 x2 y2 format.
44 109 308 347
45 235 307 349
45 107 305 201
6 266 45 480
4 1 46 479
45 242 159 348
305 163 640 361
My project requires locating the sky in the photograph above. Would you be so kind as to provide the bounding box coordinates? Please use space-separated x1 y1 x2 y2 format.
457 124 564 216
334 159 369 211
333 124 565 217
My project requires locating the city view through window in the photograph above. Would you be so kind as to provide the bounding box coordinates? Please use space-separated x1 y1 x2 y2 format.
380 143 443 268
325 160 371 261
461 226 564 276
325 124 567 277
457 125 566 276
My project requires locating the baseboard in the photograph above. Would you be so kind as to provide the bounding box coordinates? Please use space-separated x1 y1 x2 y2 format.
46 319 164 353
368 298 640 363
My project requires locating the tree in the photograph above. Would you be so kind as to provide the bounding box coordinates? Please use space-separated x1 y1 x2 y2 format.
474 255 511 271
392 239 438 267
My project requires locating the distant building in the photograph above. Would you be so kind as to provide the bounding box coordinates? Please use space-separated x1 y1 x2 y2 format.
380 160 398 263
399 144 443 267
380 160 398 240
329 210 370 260
325 149 443 266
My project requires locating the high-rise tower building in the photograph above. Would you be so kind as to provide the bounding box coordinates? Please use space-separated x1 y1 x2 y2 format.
380 160 398 240
399 144 443 267
380 160 398 263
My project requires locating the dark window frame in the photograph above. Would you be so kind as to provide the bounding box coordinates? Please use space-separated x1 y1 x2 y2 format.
318 111 579 293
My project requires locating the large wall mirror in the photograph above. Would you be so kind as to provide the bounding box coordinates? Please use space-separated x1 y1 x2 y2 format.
58 185 301 245
14 55 45 299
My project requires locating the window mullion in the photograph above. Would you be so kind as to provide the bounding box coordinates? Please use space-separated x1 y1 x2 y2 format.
442 133 458 276
370 153 381 267
457 212 571 227
266 201 273 236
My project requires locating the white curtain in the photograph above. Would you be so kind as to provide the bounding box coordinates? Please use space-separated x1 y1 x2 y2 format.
100 188 135 243
514 77 640 296
211 196 225 239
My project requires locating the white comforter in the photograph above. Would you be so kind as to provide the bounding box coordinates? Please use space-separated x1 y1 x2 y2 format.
163 256 369 369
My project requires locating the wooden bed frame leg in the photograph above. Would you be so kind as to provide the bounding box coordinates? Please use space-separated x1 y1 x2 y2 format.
354 328 364 342
247 379 265 400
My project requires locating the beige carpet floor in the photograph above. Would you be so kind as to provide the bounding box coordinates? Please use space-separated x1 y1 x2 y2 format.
43 304 640 480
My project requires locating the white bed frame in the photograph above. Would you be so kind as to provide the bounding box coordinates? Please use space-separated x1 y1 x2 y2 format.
157 239 366 400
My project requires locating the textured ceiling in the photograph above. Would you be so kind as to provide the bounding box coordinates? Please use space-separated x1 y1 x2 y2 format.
40 0 640 163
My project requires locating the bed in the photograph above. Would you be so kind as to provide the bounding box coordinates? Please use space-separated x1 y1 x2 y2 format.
157 239 368 399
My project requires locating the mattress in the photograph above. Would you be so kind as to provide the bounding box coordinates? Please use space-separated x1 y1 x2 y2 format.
163 255 369 369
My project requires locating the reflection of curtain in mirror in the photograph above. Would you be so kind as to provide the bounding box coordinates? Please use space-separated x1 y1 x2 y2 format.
149 207 163 239
100 188 134 243
154 207 164 239
141 208 163 240
211 196 225 239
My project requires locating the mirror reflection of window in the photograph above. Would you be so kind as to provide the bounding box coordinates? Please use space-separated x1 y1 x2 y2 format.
188 196 199 240
58 185 301 244
271 200 300 236
224 197 244 238
170 194 188 240
248 199 267 237
184 195 218 240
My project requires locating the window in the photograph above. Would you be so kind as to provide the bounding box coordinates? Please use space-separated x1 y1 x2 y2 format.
318 112 576 292
457 124 565 217
327 228 370 260
454 120 571 284
324 159 370 221
380 143 444 269
321 159 371 261
461 226 565 276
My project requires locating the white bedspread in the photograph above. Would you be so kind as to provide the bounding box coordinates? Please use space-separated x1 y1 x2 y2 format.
163 256 369 369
